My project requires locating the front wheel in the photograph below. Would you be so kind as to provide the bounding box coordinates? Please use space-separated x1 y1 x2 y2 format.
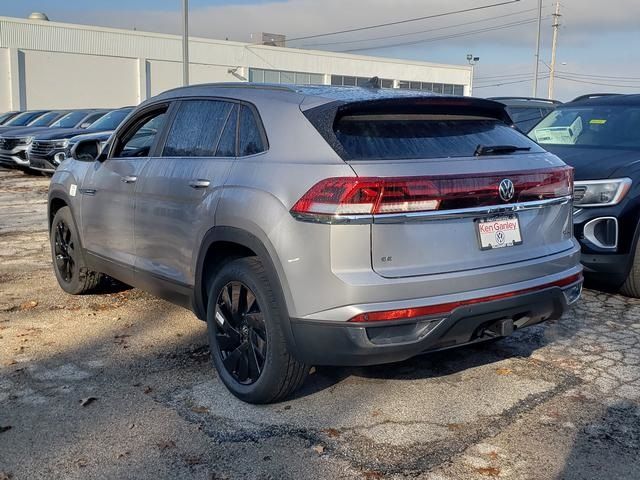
50 206 102 294
206 257 308 404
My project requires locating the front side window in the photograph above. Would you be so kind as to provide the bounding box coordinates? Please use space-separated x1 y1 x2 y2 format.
530 105 640 149
29 111 63 127
163 100 236 157
112 109 168 158
238 105 266 156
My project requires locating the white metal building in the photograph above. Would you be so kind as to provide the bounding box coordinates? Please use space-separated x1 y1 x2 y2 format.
0 15 473 112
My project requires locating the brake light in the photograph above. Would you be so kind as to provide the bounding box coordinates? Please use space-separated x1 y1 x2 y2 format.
290 167 573 217
349 272 583 323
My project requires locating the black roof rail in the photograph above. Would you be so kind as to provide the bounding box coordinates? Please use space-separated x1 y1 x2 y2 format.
570 93 621 102
489 96 562 104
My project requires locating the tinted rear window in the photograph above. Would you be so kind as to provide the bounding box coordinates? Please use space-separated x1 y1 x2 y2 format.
335 115 543 160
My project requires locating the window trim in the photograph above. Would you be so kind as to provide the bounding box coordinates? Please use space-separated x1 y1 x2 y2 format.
108 102 173 159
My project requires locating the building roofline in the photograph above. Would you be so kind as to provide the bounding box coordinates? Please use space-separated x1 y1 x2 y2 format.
0 15 471 73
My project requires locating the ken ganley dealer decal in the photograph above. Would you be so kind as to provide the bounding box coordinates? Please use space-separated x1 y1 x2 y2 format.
69 184 77 197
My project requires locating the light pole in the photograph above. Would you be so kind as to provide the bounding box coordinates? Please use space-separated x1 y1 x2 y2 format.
182 0 189 86
532 0 542 97
467 54 479 96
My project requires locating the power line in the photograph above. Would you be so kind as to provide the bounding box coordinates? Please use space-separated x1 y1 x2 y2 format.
303 6 544 48
556 70 640 81
285 0 522 43
554 75 640 88
474 75 550 89
342 17 547 52
476 72 533 80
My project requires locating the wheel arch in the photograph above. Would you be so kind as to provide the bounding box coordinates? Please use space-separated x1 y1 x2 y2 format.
193 226 294 327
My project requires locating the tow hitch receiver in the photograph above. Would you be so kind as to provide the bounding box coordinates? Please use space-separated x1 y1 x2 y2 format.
486 318 515 338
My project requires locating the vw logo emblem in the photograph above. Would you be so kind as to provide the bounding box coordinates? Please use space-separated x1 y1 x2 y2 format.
499 178 515 202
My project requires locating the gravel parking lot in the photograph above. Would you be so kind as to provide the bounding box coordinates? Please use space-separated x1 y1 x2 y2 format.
1 167 639 480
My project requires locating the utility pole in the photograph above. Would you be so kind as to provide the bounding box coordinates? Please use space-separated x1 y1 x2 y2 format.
548 0 561 100
532 0 543 97
182 0 189 86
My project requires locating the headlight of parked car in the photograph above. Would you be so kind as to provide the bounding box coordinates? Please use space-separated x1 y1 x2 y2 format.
573 178 632 207
18 136 34 146
52 139 69 149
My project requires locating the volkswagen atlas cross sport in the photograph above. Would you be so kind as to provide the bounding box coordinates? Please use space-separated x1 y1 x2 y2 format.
529 93 640 296
48 83 582 403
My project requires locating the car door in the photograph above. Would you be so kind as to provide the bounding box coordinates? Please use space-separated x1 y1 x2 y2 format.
134 98 238 288
80 104 170 282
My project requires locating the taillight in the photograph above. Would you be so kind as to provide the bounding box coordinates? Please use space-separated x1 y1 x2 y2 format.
291 167 573 217
349 272 583 323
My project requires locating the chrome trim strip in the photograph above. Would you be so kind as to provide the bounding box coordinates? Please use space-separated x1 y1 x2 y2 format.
290 196 572 225
583 216 618 250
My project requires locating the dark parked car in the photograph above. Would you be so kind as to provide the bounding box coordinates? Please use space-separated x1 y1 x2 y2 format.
40 107 135 173
49 84 581 403
26 110 109 172
529 94 640 295
0 110 101 170
490 97 561 133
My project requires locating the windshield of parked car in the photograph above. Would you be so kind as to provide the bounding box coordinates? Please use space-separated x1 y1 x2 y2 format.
50 111 89 128
530 105 640 149
0 112 17 124
335 115 543 160
88 108 133 131
4 111 45 126
28 111 64 127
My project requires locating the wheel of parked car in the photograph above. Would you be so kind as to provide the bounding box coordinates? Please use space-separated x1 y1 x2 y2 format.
620 239 640 298
50 206 103 294
206 257 308 403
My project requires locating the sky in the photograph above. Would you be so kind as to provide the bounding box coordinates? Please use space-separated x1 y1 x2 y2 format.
2 0 639 101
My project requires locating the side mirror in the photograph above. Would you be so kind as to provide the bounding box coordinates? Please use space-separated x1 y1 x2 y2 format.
71 139 101 162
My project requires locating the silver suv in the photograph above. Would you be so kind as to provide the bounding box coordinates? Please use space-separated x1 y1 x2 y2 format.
48 84 583 403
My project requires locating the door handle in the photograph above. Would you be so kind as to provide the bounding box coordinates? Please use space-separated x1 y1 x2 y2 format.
189 179 210 189
121 175 137 184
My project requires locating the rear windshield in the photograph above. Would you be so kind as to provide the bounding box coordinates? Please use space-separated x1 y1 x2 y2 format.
335 115 543 160
529 105 640 149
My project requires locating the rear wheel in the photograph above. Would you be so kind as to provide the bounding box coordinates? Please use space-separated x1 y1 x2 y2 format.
50 206 102 294
621 238 640 298
206 257 308 403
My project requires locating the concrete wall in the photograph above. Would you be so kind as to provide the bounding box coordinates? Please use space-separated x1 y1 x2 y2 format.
0 16 472 112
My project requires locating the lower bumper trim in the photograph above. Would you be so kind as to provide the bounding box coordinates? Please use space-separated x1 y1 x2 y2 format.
289 284 578 366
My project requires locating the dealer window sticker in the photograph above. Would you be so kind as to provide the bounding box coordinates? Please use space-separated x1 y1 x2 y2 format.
69 184 77 197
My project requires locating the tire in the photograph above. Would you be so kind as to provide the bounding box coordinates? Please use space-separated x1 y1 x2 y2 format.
206 257 308 404
50 206 103 294
621 238 640 297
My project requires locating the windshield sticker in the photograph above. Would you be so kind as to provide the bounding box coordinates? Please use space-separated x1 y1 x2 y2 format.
589 119 607 125
534 116 583 144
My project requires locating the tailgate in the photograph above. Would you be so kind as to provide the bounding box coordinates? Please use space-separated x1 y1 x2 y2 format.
302 96 574 279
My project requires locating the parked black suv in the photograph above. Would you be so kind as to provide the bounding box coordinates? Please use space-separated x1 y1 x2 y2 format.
491 97 561 133
530 94 640 295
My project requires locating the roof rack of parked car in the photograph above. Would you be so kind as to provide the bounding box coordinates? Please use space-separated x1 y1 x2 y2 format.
570 93 622 102
489 96 562 105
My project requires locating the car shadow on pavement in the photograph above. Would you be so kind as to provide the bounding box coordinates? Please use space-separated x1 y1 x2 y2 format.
293 326 553 400
558 401 640 480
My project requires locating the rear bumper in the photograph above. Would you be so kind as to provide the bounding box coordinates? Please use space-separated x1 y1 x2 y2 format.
289 277 582 366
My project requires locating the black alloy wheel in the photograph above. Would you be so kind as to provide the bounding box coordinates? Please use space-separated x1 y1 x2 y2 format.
214 281 267 385
54 220 76 283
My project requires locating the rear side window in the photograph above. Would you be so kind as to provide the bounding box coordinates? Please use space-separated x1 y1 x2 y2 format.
334 115 543 160
238 105 266 156
163 100 235 157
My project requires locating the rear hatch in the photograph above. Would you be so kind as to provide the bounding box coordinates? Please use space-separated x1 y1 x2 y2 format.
303 96 574 279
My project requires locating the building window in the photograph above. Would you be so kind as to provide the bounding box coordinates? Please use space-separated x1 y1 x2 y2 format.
398 81 466 95
249 68 324 85
331 75 394 88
